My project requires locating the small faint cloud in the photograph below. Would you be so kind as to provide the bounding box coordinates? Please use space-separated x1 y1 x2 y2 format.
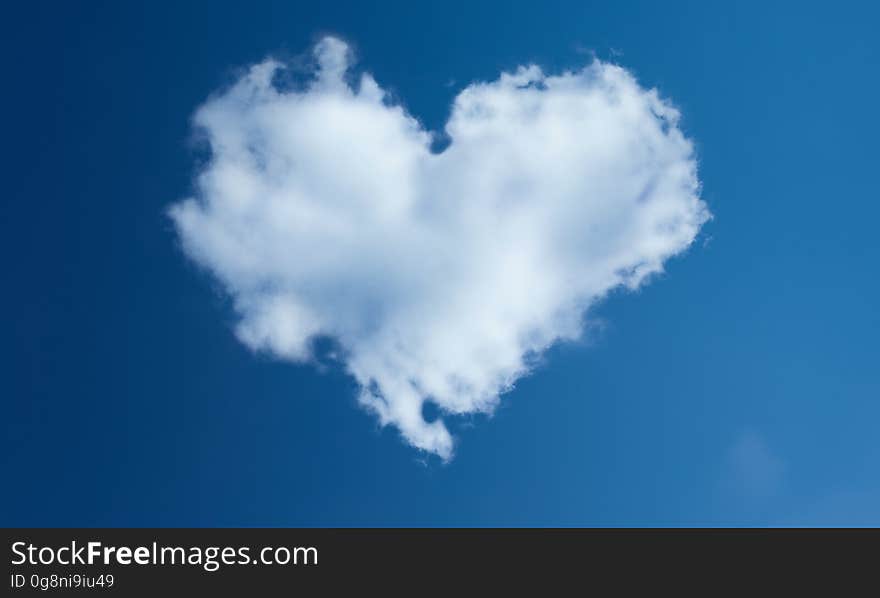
723 430 785 501
573 43 596 58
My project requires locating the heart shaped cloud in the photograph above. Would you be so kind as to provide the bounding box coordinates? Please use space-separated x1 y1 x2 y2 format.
170 37 709 459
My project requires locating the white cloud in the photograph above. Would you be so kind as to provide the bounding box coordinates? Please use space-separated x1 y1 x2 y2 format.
170 37 709 459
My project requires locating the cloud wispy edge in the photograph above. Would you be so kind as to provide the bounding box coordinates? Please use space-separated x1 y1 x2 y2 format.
170 37 709 460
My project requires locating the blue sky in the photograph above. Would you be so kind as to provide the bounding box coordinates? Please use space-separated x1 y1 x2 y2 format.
3 0 879 526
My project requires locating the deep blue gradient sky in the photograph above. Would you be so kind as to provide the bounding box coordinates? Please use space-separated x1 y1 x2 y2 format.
3 1 879 526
